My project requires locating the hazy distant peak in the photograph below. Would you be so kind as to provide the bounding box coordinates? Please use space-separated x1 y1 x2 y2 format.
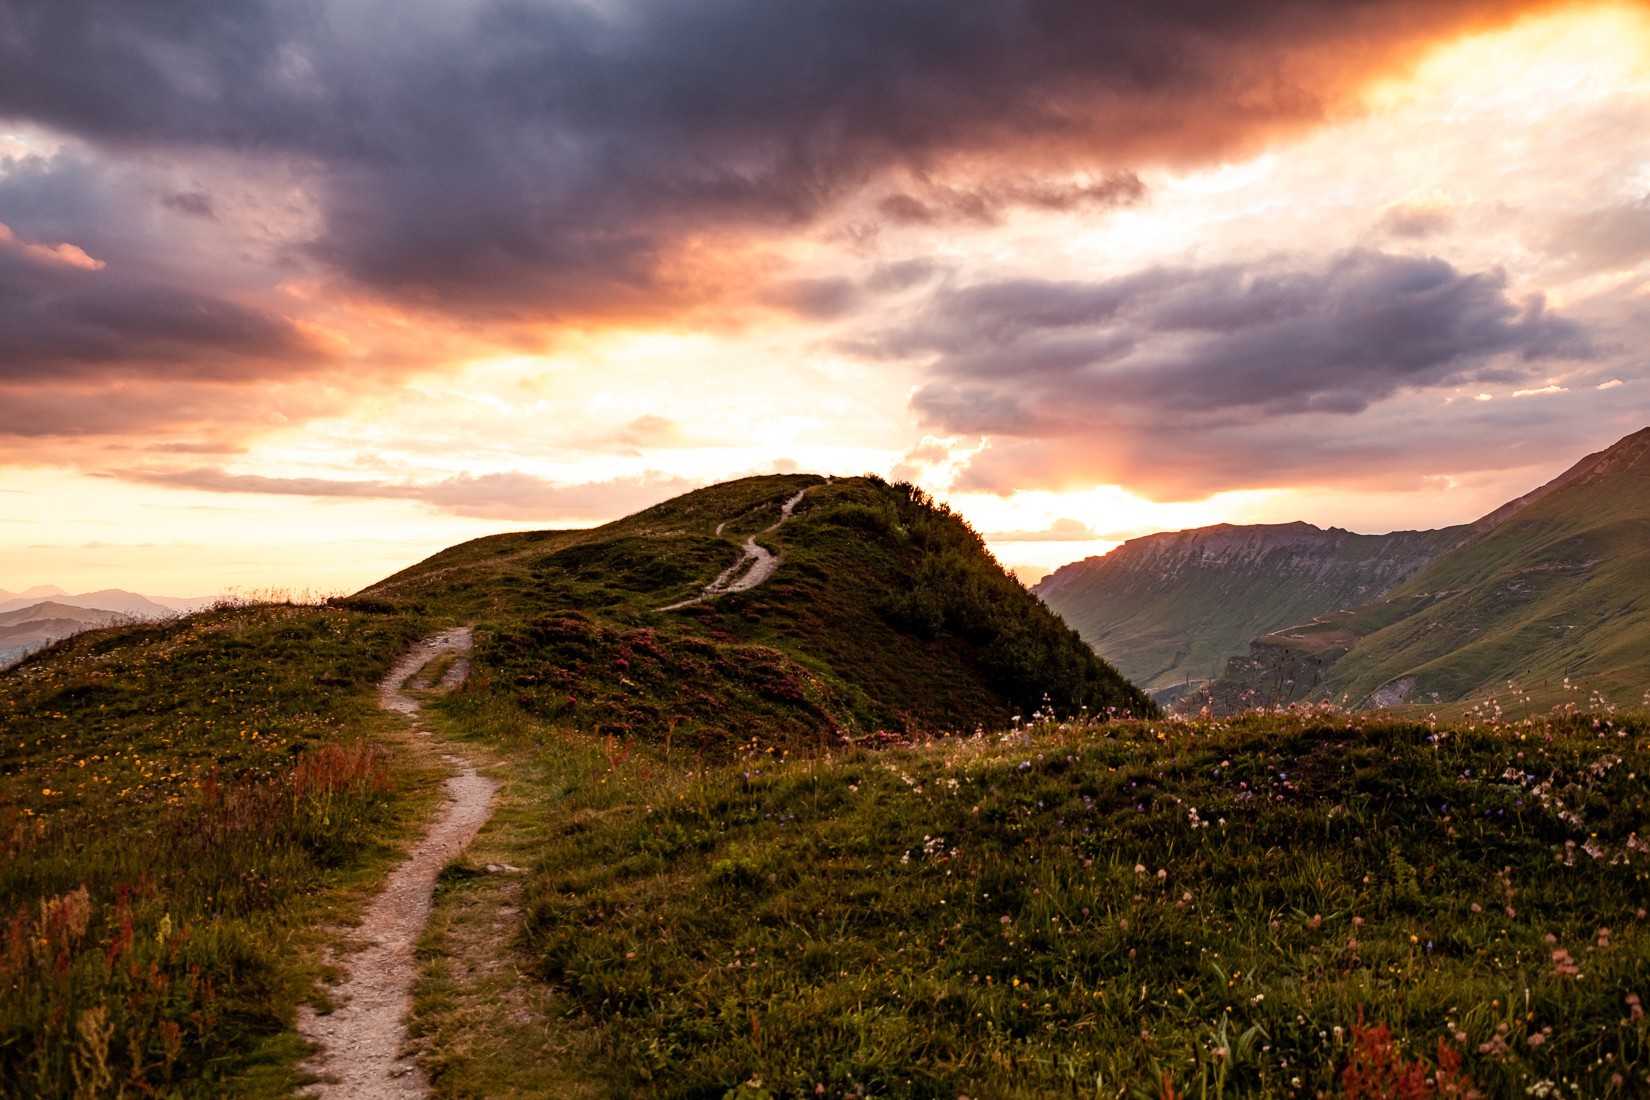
0 588 221 618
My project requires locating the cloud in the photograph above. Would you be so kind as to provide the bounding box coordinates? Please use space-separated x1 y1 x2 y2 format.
0 380 341 455
982 518 1100 542
876 173 1145 226
1377 194 1456 239
1545 196 1650 275
0 0 1558 319
762 277 863 320
0 221 107 270
894 249 1600 497
160 191 216 219
0 243 333 381
105 465 700 521
0 157 337 383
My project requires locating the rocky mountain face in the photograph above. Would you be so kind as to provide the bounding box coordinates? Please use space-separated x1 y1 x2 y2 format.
1034 521 1460 698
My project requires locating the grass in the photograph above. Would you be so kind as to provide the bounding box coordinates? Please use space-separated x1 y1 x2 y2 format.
410 697 1650 1098
0 601 444 1097
1 471 1154 1098
371 474 1153 748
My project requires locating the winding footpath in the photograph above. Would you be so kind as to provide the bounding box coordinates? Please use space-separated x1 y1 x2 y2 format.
298 627 498 1099
661 488 810 611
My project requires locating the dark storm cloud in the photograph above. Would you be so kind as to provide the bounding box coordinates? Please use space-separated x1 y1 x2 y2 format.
905 250 1591 434
107 465 699 520
0 0 1550 316
0 234 329 381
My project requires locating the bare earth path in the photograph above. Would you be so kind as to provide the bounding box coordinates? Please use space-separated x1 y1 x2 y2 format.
661 488 810 611
298 627 498 1099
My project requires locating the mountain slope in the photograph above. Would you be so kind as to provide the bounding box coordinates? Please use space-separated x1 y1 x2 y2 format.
1034 522 1459 696
1314 426 1650 708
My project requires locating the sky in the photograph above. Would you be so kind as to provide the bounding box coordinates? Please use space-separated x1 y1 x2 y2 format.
3 0 1650 595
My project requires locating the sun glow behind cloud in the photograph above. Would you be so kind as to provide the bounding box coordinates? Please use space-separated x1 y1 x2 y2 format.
4 1 1650 594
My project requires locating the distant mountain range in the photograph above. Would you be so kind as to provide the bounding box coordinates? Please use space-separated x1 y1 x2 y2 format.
1037 426 1650 711
0 588 222 668
0 587 220 618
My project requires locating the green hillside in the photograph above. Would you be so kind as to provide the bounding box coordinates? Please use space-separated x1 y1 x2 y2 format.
1035 522 1458 697
1314 427 1650 709
363 473 1154 744
0 473 1148 1095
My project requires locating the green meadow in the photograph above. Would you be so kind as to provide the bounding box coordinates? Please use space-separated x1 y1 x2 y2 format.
413 697 1650 1098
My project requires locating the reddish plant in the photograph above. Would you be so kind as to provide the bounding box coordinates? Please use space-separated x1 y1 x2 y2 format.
1342 1012 1482 1099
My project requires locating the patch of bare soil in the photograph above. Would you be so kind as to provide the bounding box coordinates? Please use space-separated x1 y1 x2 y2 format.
298 628 498 1099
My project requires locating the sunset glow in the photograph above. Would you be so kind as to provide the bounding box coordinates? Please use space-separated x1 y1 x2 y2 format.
4 0 1649 594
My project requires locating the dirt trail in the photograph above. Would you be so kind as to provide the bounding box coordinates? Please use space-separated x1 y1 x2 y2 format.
298 627 498 1099
661 488 809 611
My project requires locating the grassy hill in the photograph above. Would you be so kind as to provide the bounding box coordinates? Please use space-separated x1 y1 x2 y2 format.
363 473 1154 745
0 472 1147 1096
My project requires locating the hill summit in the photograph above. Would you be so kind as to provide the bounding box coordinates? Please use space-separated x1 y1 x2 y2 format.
360 473 1153 746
